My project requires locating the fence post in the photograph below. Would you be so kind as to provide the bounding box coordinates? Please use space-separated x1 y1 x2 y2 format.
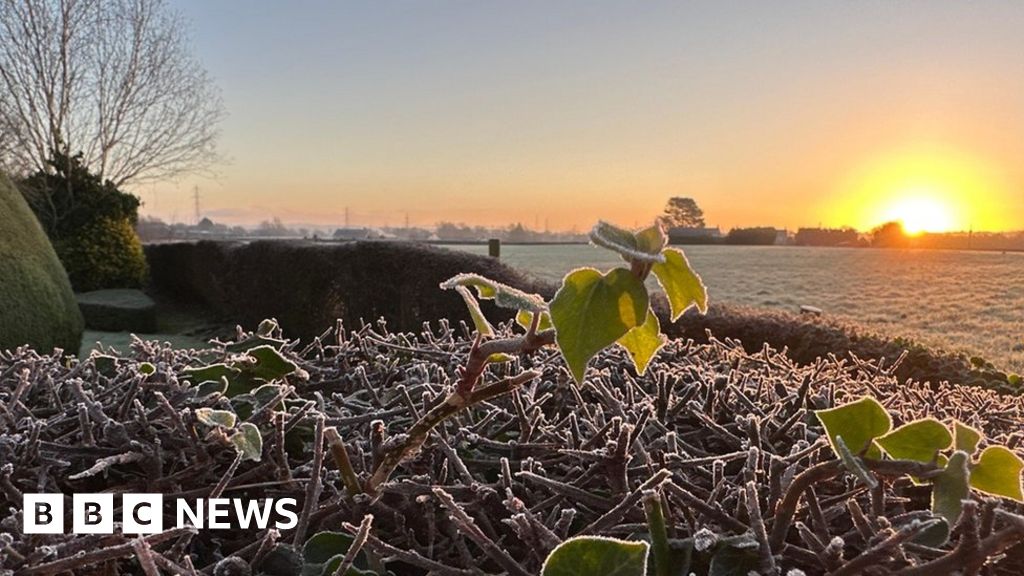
488 238 501 258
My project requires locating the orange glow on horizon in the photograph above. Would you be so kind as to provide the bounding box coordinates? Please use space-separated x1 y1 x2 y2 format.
830 146 1010 233
880 194 956 235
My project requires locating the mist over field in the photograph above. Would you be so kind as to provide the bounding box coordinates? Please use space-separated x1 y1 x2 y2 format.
446 243 1024 372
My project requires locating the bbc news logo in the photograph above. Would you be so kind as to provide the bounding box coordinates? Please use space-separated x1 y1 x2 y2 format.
23 494 299 534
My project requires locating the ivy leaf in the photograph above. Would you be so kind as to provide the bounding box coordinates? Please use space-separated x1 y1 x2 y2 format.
970 446 1024 502
183 363 240 385
708 535 760 576
932 450 971 526
247 345 300 381
876 418 952 463
953 420 982 454
304 531 354 565
454 285 494 337
815 396 891 461
912 518 951 548
440 273 546 312
193 378 228 399
651 248 708 321
589 221 666 264
257 318 279 337
302 531 374 576
92 354 118 377
194 408 237 428
616 309 667 376
550 268 649 383
138 362 156 375
634 225 667 255
836 436 878 489
230 422 263 462
541 536 649 576
516 309 554 332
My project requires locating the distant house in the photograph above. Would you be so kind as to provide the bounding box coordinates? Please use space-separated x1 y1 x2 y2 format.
667 226 721 244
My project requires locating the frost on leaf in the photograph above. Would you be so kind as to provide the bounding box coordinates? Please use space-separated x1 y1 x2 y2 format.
589 220 667 264
440 273 546 312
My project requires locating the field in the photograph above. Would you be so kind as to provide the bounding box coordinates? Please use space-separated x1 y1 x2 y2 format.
445 244 1024 373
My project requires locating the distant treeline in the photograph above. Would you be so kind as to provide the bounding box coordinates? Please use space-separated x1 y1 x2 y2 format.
138 215 1024 252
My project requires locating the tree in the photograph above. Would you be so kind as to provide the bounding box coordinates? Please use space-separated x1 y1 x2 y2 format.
871 221 910 248
19 150 148 290
0 0 224 186
660 197 706 229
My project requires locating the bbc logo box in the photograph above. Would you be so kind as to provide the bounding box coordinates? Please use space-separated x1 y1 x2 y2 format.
23 494 164 535
23 494 298 534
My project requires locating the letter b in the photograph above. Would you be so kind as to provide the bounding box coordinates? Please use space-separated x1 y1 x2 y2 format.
73 494 113 534
23 494 64 534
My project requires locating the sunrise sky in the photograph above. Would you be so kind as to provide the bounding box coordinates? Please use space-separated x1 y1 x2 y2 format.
147 1 1024 232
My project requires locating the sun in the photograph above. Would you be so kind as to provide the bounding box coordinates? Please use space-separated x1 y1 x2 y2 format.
880 193 956 235
831 145 1011 233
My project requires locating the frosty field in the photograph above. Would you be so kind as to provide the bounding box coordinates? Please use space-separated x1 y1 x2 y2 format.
444 244 1024 373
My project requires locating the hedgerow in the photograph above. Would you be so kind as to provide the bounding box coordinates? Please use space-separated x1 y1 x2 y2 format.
2 320 1024 575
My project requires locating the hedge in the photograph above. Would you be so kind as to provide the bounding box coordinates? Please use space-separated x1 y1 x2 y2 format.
145 240 549 342
0 172 83 353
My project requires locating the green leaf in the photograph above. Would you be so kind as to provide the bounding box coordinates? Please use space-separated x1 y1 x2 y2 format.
550 268 650 383
912 518 951 548
224 335 288 353
138 362 156 375
815 396 892 461
589 221 666 264
193 378 228 399
932 450 971 525
92 354 118 377
246 345 299 381
541 536 649 576
970 446 1024 501
257 318 279 337
616 309 667 376
836 436 878 489
876 418 952 463
440 273 546 312
516 309 554 332
183 363 241 385
302 531 374 576
230 422 263 462
651 248 708 320
304 531 354 565
195 408 237 428
454 285 494 337
953 420 982 454
708 535 760 576
634 225 668 255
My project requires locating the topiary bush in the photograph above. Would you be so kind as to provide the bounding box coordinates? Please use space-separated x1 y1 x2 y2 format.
18 150 147 291
0 171 84 353
54 216 149 292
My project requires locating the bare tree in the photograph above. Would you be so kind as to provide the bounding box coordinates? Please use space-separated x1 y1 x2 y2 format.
0 0 224 186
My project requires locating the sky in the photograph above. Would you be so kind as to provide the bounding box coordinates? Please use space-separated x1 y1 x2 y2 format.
146 0 1024 232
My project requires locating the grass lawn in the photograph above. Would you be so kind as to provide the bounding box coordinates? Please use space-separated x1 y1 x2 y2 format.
77 294 225 357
